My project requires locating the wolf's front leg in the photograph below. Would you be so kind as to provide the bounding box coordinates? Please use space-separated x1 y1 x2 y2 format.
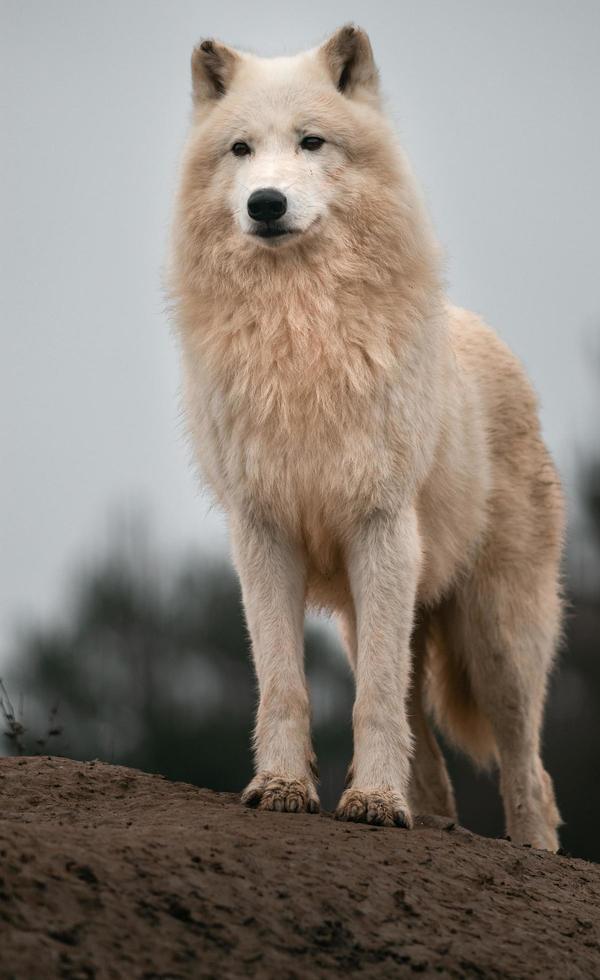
230 512 319 814
336 507 420 828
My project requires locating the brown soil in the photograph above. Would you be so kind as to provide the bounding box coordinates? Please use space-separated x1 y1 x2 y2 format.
0 756 599 979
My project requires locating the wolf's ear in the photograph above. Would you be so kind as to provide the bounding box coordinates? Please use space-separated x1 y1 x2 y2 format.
191 39 239 103
320 25 379 99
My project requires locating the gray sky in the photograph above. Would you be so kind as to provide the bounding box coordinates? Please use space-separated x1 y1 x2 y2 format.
1 0 599 656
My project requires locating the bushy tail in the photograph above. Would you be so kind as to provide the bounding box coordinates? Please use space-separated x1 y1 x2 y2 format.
423 616 497 768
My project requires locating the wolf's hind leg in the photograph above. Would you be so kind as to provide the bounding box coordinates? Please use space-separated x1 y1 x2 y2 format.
408 625 457 820
439 572 561 851
231 512 319 814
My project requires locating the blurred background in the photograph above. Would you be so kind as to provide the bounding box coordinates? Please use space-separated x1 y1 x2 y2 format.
1 2 598 859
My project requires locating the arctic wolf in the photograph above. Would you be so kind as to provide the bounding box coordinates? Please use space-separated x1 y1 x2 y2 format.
169 26 563 849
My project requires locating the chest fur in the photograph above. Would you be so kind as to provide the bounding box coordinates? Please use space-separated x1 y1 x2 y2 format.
182 273 444 537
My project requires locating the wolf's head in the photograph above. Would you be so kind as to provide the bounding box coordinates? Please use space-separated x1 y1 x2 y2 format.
177 26 413 263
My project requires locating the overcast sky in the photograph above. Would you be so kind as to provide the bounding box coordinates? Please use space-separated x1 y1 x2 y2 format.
1 0 599 657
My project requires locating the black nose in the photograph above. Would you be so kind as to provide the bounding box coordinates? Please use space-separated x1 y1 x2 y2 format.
247 188 287 222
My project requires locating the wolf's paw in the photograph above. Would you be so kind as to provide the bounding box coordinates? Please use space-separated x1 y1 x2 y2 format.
241 772 320 814
509 823 560 852
335 787 412 828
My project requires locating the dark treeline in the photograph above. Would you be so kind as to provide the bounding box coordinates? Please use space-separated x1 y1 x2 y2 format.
2 466 599 861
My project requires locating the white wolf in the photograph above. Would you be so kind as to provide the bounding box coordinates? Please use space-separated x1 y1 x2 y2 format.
169 26 564 849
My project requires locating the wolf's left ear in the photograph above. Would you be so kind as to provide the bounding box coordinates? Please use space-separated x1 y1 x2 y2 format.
191 39 239 103
319 25 379 99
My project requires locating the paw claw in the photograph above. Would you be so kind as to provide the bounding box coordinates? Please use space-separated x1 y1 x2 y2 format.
241 787 261 809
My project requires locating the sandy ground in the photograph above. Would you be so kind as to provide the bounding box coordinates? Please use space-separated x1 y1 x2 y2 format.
0 756 599 979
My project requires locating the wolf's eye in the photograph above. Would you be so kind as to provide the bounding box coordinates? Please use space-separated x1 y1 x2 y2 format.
231 141 251 157
300 135 325 151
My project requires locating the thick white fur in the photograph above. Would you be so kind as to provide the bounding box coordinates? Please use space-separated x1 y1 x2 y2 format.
169 26 564 848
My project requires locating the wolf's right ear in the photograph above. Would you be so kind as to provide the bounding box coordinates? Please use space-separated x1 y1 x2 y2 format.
319 25 379 100
191 39 239 103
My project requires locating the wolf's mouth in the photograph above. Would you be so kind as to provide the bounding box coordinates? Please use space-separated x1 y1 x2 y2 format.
253 224 295 239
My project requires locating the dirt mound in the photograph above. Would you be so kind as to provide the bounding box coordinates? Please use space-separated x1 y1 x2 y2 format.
0 757 599 979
